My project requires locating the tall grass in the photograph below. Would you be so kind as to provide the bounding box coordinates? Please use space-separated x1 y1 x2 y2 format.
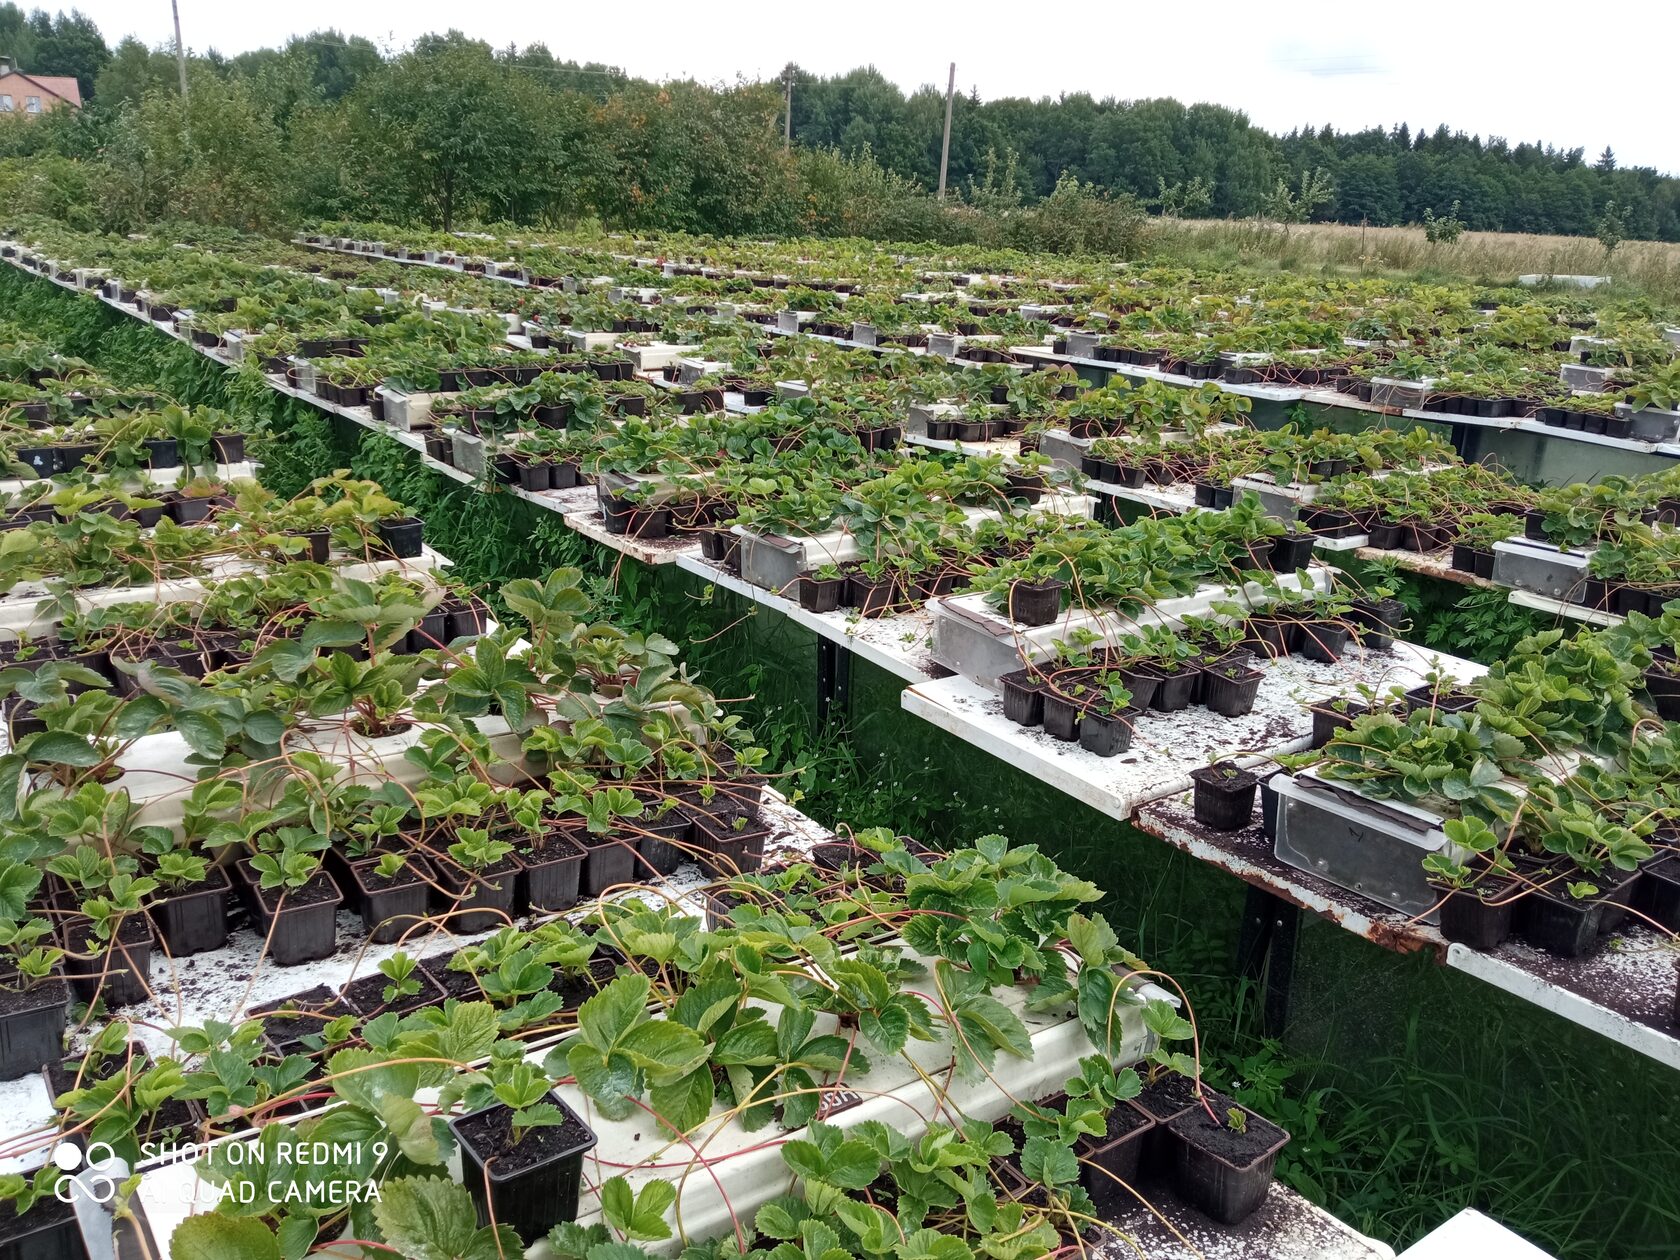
1149 217 1680 303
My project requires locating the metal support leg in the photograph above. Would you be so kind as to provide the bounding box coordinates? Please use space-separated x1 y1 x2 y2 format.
1236 886 1301 1037
816 637 852 727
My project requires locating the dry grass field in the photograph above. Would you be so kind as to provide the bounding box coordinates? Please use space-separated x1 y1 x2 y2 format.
1150 217 1680 301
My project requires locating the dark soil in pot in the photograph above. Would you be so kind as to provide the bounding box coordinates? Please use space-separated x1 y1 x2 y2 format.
250 986 355 1060
450 1093 598 1242
1167 1091 1290 1225
420 950 493 1004
341 967 447 1018
1190 763 1258 831
1402 685 1477 716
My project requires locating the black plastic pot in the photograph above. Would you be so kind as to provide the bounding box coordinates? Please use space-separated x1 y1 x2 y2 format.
1202 665 1263 718
1006 578 1063 627
1242 616 1296 659
693 815 769 875
1040 692 1081 742
0 971 68 1081
601 499 670 539
284 528 330 564
61 914 154 1007
1298 620 1350 663
798 575 845 614
1259 774 1282 841
1000 670 1046 728
579 833 637 898
56 443 96 472
0 1192 82 1260
1366 521 1403 549
1190 763 1258 831
846 574 898 618
635 809 695 877
1436 882 1517 950
17 446 58 477
142 437 180 469
349 856 435 944
1078 708 1137 757
1517 883 1605 958
245 869 344 965
172 496 213 524
1075 1101 1155 1218
698 528 740 568
1638 855 1680 932
407 608 449 653
377 516 425 558
1268 533 1317 572
1645 666 1680 721
1350 597 1406 651
450 1092 598 1242
1310 703 1364 748
1167 1094 1290 1225
1145 664 1197 713
211 433 246 463
1592 867 1643 934
150 866 232 957
445 596 491 640
436 858 521 934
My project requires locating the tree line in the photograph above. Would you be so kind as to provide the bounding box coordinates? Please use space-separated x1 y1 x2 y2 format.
0 10 1675 248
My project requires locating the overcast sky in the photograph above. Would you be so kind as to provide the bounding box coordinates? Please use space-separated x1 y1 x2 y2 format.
70 0 1677 174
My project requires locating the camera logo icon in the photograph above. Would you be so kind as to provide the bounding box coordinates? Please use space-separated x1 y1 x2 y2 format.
48 1141 119 1205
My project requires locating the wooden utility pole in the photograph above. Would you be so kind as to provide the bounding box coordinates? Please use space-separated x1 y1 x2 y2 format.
783 69 792 151
937 62 955 200
171 0 189 100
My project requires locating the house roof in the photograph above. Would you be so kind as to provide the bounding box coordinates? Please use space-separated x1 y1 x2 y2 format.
2 72 82 107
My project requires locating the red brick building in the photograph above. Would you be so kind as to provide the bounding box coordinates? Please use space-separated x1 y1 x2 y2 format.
0 54 82 117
